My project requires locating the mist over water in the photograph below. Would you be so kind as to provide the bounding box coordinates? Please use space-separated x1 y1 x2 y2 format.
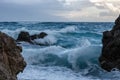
1 22 119 80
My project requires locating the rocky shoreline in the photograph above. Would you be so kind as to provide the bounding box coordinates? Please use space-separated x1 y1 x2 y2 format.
99 15 120 71
17 31 48 45
0 32 26 80
0 15 120 80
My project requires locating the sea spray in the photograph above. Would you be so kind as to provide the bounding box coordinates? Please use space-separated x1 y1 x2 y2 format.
1 22 119 80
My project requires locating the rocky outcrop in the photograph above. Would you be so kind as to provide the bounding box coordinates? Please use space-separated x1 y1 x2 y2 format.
17 31 48 44
17 31 31 43
30 32 48 40
99 15 120 71
0 32 26 80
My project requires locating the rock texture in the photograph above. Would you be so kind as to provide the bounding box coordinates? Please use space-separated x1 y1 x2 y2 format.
99 15 120 71
17 31 48 44
0 32 26 80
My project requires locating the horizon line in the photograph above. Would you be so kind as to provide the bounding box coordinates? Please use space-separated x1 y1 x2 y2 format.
0 21 114 23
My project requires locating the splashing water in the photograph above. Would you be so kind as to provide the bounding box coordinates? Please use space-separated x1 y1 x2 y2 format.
0 22 119 80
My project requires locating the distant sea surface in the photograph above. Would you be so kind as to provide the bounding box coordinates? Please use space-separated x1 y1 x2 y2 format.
1 22 120 80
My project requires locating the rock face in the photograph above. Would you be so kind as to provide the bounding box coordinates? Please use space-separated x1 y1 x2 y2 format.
99 15 120 71
0 32 26 80
17 31 48 44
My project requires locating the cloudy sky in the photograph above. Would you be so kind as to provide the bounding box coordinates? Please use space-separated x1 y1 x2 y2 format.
0 0 120 22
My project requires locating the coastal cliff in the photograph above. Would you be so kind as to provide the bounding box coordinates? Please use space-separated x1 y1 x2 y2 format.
0 32 26 80
99 15 120 71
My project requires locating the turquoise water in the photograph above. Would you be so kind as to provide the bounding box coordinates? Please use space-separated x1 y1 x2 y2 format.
1 22 120 80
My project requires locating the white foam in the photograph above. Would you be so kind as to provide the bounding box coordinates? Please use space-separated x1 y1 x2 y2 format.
1 27 29 39
18 66 96 80
76 38 91 47
67 46 101 70
34 35 57 45
22 45 65 64
0 26 77 41
59 26 77 33
21 42 101 69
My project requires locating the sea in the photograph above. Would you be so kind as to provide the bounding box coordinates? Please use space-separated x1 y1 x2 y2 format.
0 22 120 80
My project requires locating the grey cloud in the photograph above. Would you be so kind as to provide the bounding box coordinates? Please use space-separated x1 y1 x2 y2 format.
0 0 67 21
0 0 119 22
100 11 118 17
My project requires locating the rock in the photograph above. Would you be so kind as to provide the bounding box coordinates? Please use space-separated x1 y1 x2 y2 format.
17 31 31 43
38 32 48 38
30 32 48 40
30 34 38 40
0 32 26 80
17 31 48 45
99 15 120 71
115 15 120 25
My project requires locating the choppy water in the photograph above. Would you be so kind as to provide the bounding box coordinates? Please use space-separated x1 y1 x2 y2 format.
1 22 120 80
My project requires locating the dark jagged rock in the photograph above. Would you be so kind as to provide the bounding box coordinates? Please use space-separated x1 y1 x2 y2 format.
30 32 48 40
38 32 48 38
99 15 120 71
0 32 26 80
17 31 48 45
30 34 38 40
17 31 31 43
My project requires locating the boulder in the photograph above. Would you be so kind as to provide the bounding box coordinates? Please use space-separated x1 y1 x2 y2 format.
30 32 48 40
99 15 120 71
17 31 31 43
0 32 26 80
17 31 48 45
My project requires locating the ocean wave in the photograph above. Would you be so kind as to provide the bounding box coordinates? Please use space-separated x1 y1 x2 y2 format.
21 44 101 71
1 22 116 80
0 26 77 38
33 35 57 45
0 26 101 42
59 26 77 33
18 66 94 80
